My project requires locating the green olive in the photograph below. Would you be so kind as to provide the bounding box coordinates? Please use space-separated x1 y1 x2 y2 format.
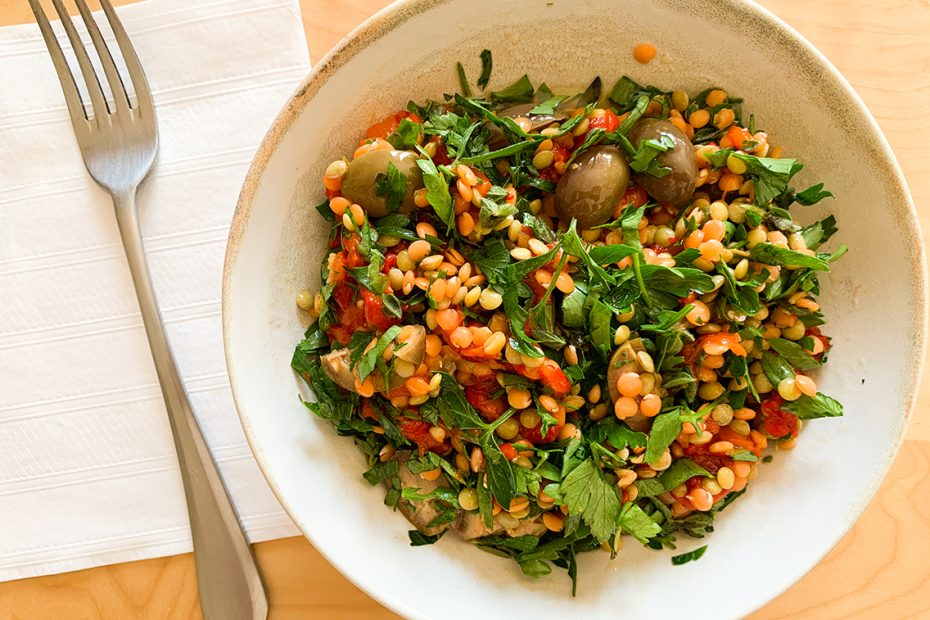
554 145 630 229
341 149 424 217
628 119 698 207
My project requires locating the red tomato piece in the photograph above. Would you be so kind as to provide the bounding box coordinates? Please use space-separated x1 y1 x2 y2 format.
620 185 650 209
361 289 400 332
537 362 571 398
499 443 519 461
759 395 800 440
522 422 560 444
464 377 507 421
398 419 448 454
726 125 752 150
587 110 620 133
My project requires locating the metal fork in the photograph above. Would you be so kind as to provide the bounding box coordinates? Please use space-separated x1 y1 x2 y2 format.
27 2 267 618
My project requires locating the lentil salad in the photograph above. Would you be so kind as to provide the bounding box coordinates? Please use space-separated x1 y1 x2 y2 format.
291 51 845 590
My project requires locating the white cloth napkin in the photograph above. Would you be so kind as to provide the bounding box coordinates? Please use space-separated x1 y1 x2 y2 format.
0 0 309 581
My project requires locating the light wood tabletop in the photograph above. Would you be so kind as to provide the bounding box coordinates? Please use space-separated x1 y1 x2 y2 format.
2 1 929 618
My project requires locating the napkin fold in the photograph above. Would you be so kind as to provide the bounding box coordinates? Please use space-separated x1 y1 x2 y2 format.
0 0 309 581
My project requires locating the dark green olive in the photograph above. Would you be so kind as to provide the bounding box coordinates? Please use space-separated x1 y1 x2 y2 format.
341 149 424 217
628 119 698 207
554 145 630 229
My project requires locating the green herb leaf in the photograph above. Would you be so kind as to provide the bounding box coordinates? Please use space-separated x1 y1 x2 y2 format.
477 49 493 89
456 62 473 97
386 118 421 149
749 243 830 271
794 183 833 206
644 410 683 463
375 162 408 213
768 338 821 370
415 152 454 232
491 74 534 104
636 458 711 498
530 95 568 115
628 133 674 178
557 459 622 544
362 459 399 486
671 545 708 565
781 392 844 419
589 300 613 358
356 325 402 382
617 502 661 544
731 153 803 206
409 530 445 546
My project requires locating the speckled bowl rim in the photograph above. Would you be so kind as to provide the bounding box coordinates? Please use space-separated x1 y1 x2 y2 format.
222 1 927 617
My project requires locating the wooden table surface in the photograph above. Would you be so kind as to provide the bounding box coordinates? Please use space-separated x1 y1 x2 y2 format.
2 1 929 618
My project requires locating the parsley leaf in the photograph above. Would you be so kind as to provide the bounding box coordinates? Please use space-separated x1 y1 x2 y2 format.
628 133 674 178
386 118 421 149
731 153 803 206
617 503 661 544
414 152 454 231
557 459 622 543
530 95 568 115
375 162 407 213
356 325 401 382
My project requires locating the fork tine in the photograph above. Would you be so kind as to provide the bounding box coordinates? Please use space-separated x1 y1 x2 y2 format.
72 0 131 115
27 0 91 133
95 0 154 116
48 0 109 119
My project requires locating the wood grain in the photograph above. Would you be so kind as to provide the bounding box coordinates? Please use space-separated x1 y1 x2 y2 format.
1 0 929 618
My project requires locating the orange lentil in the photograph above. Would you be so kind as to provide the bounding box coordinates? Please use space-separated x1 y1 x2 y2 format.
436 308 461 331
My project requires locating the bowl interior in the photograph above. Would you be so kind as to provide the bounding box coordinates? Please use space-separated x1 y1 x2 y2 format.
223 1 925 618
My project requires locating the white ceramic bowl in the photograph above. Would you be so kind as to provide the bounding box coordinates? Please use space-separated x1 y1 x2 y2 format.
223 1 926 617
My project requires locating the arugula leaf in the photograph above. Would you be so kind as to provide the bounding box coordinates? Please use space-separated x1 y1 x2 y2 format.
749 243 830 271
386 118 421 149
477 49 493 89
794 182 834 206
782 392 844 419
530 95 568 115
414 152 454 232
671 545 708 565
375 162 407 213
636 458 711 498
768 338 821 370
491 74 534 104
362 459 399 486
617 503 661 544
356 325 402 382
557 459 622 543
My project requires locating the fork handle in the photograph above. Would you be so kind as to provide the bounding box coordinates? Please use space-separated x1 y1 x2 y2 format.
113 189 268 620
